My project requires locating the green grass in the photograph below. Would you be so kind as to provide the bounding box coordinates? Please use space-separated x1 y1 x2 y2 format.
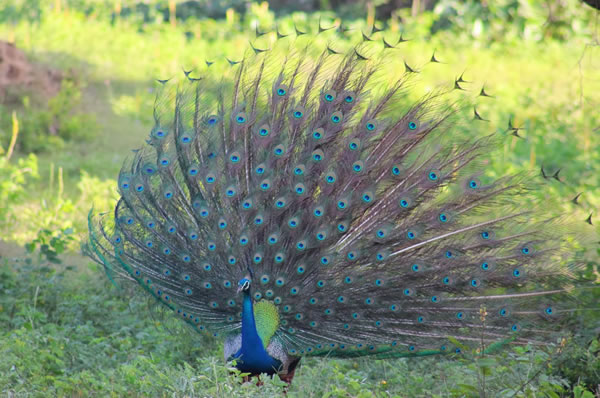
1 254 598 397
0 4 599 397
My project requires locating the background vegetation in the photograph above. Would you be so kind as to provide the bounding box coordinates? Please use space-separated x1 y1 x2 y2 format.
0 0 599 396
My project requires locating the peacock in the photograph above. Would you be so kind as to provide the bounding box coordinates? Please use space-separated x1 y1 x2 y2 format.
85 22 596 385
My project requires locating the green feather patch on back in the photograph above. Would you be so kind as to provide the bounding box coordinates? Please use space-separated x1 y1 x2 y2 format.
254 300 280 348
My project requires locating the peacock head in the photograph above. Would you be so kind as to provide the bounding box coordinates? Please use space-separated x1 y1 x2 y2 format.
237 277 251 294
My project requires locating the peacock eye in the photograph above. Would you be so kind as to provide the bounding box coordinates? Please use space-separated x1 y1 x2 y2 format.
243 281 250 290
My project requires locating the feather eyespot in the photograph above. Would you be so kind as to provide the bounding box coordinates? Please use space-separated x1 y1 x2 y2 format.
349 139 360 150
326 172 336 183
312 149 324 162
312 128 324 140
225 186 236 197
273 145 285 156
257 124 270 137
352 161 364 172
513 268 522 277
365 119 378 132
275 85 288 97
159 157 170 166
288 217 299 228
180 135 192 144
323 90 336 102
337 221 348 232
330 111 343 123
206 115 218 125
376 251 388 261
235 113 246 124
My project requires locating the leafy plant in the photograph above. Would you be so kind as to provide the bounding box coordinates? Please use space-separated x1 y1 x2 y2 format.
0 112 39 229
0 78 98 154
24 227 75 264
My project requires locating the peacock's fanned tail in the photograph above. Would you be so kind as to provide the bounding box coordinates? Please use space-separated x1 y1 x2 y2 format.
85 26 592 359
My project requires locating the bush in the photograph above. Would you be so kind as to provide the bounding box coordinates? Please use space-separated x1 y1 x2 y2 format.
0 78 98 154
0 112 39 230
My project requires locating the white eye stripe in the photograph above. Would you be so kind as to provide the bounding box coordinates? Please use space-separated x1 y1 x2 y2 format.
243 281 250 289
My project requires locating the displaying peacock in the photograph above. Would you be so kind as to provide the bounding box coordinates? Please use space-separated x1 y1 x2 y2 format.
85 22 596 385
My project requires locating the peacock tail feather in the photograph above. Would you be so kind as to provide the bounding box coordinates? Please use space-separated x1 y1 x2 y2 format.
84 22 594 368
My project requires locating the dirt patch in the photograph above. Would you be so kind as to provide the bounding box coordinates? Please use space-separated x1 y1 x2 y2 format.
0 40 62 103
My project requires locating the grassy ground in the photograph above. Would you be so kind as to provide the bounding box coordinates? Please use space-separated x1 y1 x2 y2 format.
1 253 598 397
0 6 599 397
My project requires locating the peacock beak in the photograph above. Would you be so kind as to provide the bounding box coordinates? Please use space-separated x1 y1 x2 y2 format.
236 285 243 294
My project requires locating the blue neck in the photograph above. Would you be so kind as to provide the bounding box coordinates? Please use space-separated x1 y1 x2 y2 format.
241 291 263 350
